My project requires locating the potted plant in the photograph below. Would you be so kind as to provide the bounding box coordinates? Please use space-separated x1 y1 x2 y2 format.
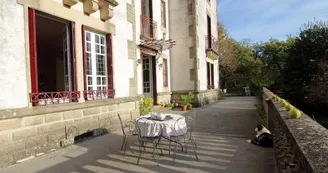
187 103 192 110
179 94 188 111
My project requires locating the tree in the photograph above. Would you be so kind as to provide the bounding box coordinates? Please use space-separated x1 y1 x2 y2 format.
217 22 237 89
253 37 295 92
284 20 328 107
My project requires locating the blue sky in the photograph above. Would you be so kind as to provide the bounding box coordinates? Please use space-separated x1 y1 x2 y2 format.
217 0 328 42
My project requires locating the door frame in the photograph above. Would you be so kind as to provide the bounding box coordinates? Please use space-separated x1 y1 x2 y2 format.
141 52 157 105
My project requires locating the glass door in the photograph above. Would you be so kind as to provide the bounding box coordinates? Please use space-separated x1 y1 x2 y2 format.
143 55 153 98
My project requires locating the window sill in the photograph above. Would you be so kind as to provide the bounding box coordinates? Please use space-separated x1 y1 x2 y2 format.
207 85 215 89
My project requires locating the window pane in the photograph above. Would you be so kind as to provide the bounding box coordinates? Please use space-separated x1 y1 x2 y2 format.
88 76 92 85
97 77 101 85
87 43 91 52
88 87 93 91
95 35 99 43
87 53 92 75
97 86 101 91
102 77 107 85
86 32 91 41
96 55 106 75
101 37 104 44
101 46 105 54
96 45 100 53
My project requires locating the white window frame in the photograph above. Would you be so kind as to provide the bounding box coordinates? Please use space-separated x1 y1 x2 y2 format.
85 30 108 93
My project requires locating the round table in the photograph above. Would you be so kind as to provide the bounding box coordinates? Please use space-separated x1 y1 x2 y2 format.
136 114 187 138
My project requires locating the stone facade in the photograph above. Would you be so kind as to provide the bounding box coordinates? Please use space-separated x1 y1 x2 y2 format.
0 98 139 168
0 0 219 168
169 0 220 106
157 92 172 105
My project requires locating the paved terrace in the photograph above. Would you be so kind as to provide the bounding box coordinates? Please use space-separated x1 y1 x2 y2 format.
0 97 277 173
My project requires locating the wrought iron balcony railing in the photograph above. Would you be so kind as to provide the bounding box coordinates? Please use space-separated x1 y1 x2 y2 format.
83 89 115 100
140 15 157 40
30 91 80 106
205 35 219 53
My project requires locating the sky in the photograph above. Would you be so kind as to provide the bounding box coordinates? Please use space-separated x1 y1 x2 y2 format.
217 0 328 43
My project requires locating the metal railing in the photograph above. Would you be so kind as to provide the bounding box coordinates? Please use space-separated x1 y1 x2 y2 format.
140 15 157 39
30 91 80 106
84 89 115 100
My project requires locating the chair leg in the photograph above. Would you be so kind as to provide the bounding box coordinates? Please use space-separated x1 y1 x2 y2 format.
137 142 144 165
121 136 126 151
190 140 198 161
124 137 129 156
153 142 160 166
172 142 178 164
191 137 197 148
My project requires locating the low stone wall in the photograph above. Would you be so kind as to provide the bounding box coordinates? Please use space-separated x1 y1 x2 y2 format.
171 89 219 107
263 88 328 173
0 97 140 168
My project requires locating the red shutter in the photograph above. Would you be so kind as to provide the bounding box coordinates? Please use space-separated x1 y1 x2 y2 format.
211 64 214 87
106 34 114 97
207 62 210 87
71 22 77 93
82 25 87 98
28 8 38 94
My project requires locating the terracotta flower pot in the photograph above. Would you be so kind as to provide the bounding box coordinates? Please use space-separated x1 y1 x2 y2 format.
181 105 187 111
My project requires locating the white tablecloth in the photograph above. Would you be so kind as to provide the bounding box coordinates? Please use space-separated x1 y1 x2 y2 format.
136 114 187 137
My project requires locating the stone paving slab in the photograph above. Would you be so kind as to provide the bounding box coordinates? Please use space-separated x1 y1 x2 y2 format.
0 96 277 173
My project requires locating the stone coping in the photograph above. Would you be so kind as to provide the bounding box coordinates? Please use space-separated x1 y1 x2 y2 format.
0 96 141 120
263 88 328 172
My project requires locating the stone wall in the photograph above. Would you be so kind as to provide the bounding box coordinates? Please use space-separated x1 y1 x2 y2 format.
0 98 139 168
171 89 219 107
157 92 171 105
263 88 328 173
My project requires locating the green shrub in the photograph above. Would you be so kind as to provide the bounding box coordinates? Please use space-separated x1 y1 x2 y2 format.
139 97 154 115
166 103 174 108
290 108 302 119
281 99 288 107
285 103 293 111
180 95 188 105
180 92 195 105
186 103 192 108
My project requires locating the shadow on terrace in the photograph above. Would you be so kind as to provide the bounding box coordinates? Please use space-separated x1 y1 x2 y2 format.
0 97 277 173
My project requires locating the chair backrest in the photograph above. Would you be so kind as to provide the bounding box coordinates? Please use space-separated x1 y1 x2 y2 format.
190 109 197 119
185 116 195 136
117 113 126 136
173 117 187 137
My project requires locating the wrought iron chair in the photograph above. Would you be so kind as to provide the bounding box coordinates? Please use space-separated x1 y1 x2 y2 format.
117 113 138 155
136 118 163 166
190 109 198 148
170 116 198 163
